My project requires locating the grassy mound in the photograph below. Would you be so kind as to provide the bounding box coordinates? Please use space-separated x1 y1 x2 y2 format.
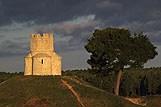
145 96 161 107
0 76 141 107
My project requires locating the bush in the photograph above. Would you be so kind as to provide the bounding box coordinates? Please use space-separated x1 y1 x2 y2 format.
64 68 161 97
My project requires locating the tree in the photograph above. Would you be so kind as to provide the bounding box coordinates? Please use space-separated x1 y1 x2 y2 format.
85 28 158 95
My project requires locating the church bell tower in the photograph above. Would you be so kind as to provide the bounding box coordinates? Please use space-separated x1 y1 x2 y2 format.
24 33 61 76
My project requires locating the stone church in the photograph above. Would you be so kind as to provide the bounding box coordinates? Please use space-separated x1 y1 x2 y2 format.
24 33 61 75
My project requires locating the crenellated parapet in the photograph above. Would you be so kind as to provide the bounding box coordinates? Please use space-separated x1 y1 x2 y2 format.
24 32 61 76
30 33 54 53
31 33 53 38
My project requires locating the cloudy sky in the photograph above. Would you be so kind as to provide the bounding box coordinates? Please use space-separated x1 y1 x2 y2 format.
0 0 161 72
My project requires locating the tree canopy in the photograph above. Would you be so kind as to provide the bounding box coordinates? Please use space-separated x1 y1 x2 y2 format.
85 28 158 72
85 27 158 95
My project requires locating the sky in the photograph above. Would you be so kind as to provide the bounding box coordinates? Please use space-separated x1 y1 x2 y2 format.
0 0 161 72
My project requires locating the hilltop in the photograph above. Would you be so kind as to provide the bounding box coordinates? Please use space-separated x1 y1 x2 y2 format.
0 76 141 107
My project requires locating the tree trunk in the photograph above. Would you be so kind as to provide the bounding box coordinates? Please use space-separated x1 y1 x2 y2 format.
114 69 123 96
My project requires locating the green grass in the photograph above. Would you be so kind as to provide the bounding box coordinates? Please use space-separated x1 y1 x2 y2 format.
63 76 141 107
64 68 161 97
0 76 78 107
0 76 142 107
145 96 161 107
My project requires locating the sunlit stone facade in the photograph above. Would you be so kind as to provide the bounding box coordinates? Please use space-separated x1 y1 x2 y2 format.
24 33 61 75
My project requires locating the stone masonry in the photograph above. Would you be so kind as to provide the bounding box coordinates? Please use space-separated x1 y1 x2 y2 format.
24 33 61 75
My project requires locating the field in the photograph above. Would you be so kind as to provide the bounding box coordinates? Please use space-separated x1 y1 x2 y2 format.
0 75 141 107
0 69 161 107
64 68 161 97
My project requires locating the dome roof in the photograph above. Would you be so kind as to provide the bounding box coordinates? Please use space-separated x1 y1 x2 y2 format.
33 53 51 58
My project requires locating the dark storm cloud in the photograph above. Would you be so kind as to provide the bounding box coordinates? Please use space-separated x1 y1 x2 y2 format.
96 0 161 21
97 0 161 45
33 14 100 52
0 0 92 26
0 34 5 38
55 31 91 52
0 40 28 57
0 0 161 25
148 31 161 45
0 0 161 56
0 0 160 71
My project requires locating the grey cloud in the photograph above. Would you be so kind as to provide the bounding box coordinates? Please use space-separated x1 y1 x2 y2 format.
0 16 97 56
0 34 5 38
32 14 101 52
0 0 161 26
0 0 161 47
55 32 90 52
0 21 34 32
95 0 161 24
96 0 122 9
147 31 161 45
0 0 92 26
0 40 28 57
59 30 91 52
116 19 161 45
34 14 100 34
0 0 161 70
13 36 28 41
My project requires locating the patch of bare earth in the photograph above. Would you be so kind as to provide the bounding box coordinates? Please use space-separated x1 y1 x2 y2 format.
61 79 86 107
63 76 105 92
124 97 146 106
0 80 7 86
23 97 49 107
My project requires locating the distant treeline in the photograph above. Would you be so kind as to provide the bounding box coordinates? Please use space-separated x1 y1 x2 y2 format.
0 72 22 83
64 68 161 97
1 69 161 97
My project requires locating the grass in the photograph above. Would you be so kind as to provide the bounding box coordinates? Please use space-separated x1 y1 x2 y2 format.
0 76 78 107
63 76 141 107
0 75 144 107
145 96 161 107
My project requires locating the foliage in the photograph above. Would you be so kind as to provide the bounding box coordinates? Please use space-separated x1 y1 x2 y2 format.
64 68 161 97
0 76 79 107
0 72 21 83
0 76 140 107
85 28 158 71
85 27 158 95
64 76 141 107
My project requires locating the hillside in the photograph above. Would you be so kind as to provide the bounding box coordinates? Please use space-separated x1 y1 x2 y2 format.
0 76 142 107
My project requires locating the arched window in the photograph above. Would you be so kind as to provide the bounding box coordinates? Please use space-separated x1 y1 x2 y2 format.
41 59 43 64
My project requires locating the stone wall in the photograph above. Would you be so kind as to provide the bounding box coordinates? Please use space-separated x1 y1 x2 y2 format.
24 33 61 76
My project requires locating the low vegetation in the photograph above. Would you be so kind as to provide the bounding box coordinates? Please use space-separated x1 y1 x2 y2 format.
0 75 141 107
64 68 161 97
85 28 158 95
0 68 160 106
0 72 21 83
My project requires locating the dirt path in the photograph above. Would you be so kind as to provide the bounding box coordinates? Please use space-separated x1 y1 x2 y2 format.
64 76 147 107
61 79 85 107
63 76 106 93
124 97 147 106
0 80 7 86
